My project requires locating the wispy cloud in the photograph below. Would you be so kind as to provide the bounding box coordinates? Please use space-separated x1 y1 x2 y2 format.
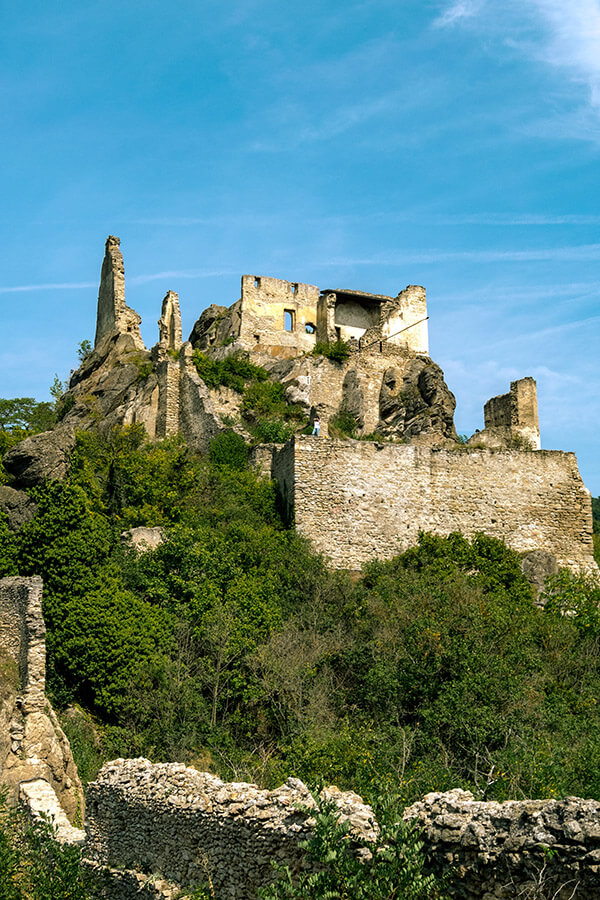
0 281 95 295
130 269 237 285
433 0 484 28
323 243 600 266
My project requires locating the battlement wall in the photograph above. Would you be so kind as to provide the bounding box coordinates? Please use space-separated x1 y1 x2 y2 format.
273 437 595 571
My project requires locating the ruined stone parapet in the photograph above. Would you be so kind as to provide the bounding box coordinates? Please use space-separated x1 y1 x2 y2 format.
272 438 596 572
20 779 85 844
83 757 376 900
473 377 541 450
0 577 84 827
404 788 600 899
94 236 144 350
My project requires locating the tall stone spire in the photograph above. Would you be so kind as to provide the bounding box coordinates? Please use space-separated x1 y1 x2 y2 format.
158 290 182 351
94 236 144 349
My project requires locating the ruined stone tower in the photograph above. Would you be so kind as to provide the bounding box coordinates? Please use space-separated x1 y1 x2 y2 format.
94 236 144 350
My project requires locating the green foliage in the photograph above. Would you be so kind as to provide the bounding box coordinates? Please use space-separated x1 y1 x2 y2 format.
193 350 268 392
259 793 444 900
0 397 55 433
0 788 93 900
77 340 92 363
592 496 600 534
240 379 305 444
327 409 358 439
312 341 351 362
209 430 249 470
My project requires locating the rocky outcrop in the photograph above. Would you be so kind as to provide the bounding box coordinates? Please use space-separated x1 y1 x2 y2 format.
189 302 242 351
95 236 144 351
3 426 76 489
121 526 165 552
378 358 457 441
158 291 182 352
404 788 600 899
83 758 376 900
0 577 84 827
0 485 38 530
521 549 559 603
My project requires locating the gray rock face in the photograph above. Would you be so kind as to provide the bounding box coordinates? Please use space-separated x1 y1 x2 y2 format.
404 788 600 899
3 427 76 489
521 549 559 603
189 302 241 350
378 358 457 440
0 486 38 531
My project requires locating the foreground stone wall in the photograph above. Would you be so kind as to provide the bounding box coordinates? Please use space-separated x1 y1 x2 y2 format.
405 788 600 899
272 437 595 571
0 577 84 831
83 758 376 900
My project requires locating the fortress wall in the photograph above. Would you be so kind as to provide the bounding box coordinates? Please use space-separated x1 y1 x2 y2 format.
273 438 595 571
83 758 375 900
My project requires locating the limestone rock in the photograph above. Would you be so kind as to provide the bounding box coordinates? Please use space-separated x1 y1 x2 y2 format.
378 358 456 441
0 486 38 531
121 526 165 552
189 302 241 351
3 426 76 489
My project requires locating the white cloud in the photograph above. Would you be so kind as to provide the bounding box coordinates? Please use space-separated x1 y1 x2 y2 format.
433 0 485 28
0 282 95 294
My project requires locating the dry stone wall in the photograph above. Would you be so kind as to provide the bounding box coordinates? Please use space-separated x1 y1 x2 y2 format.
83 757 376 900
405 788 600 899
272 437 596 571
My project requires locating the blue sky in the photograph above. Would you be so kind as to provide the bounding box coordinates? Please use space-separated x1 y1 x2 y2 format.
1 0 599 493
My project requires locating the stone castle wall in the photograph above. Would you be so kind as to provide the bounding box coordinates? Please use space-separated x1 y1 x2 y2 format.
238 274 320 358
272 437 595 571
83 758 376 900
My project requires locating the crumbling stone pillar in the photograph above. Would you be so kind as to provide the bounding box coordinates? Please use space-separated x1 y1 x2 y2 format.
94 236 144 350
158 291 182 352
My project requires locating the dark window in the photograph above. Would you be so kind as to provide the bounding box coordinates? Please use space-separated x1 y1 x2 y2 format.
305 323 315 334
254 277 261 288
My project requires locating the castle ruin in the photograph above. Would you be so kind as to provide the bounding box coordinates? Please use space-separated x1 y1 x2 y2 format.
2 235 595 574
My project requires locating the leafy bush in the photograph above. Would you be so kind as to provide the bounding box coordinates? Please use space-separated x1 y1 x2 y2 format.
312 340 351 362
259 792 445 900
193 351 268 393
328 409 358 439
209 430 249 470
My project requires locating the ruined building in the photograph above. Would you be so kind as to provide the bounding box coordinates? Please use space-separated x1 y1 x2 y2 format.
2 235 595 573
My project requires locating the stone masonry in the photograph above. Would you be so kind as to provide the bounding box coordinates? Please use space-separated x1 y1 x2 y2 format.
0 576 84 838
273 437 596 572
405 788 600 899
83 757 377 900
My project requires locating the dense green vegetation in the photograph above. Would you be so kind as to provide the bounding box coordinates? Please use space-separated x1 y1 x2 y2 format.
0 789 93 900
2 425 600 809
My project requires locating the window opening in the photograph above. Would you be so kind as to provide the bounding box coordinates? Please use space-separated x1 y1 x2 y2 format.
305 323 315 334
292 283 298 294
335 326 341 341
254 334 260 343
254 277 261 288
284 310 296 332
